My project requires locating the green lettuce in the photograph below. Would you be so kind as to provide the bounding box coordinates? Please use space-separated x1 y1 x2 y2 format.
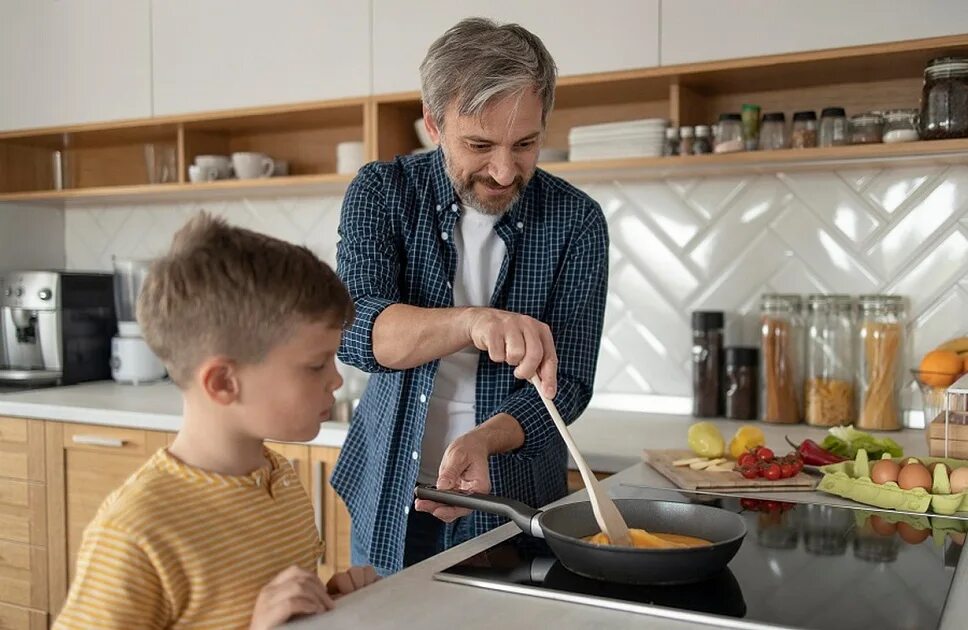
821 425 904 459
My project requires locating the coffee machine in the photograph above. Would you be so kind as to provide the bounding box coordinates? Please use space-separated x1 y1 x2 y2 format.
0 271 115 388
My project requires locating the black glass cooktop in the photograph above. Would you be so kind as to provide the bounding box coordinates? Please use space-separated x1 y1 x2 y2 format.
436 487 963 630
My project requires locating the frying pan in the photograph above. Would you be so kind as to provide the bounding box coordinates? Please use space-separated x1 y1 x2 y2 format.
415 487 746 585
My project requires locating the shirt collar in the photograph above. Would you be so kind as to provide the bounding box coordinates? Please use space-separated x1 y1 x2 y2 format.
429 146 534 226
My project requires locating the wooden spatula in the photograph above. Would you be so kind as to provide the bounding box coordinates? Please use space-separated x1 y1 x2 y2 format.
530 376 633 548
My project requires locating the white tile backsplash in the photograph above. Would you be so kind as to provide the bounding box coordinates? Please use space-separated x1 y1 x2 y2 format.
0 203 65 271
63 165 968 410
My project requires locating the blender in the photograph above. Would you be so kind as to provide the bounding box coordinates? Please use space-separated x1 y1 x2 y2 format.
110 258 166 384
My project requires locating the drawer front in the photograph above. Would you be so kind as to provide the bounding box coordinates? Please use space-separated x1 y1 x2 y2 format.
0 541 47 610
0 481 45 547
0 602 46 630
0 420 27 446
0 420 42 482
63 424 156 457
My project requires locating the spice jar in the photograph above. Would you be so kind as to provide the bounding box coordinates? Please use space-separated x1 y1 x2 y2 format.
791 111 818 149
856 295 905 431
758 113 787 150
715 113 744 153
692 311 724 417
725 346 759 421
805 295 855 427
883 109 920 143
849 112 884 144
679 126 695 155
919 56 968 140
693 125 713 155
742 104 761 151
819 107 849 147
664 127 681 156
760 294 804 424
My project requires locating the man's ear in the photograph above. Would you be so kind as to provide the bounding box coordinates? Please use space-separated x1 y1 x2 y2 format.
423 105 441 144
196 356 241 406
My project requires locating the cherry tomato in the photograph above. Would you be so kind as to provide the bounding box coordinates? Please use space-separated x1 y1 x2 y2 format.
763 462 782 481
780 462 797 478
740 498 759 511
739 466 759 480
738 452 757 468
756 447 775 462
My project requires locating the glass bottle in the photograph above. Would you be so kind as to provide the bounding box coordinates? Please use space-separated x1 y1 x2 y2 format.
805 295 855 427
760 294 804 423
664 126 681 156
856 295 905 431
791 111 818 149
679 126 695 155
692 311 724 417
919 56 968 140
725 346 759 421
819 107 848 147
758 113 787 150
715 113 744 153
693 125 713 155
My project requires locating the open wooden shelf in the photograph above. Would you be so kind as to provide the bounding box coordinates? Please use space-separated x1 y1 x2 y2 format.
1 34 966 206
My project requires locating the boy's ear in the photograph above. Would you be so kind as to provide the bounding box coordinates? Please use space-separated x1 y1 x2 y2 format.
197 357 241 405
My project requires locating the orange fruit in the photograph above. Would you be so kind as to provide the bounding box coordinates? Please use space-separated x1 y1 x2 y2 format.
963 355 968 375
918 350 963 387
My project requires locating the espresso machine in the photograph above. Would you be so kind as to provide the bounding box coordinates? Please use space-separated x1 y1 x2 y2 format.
0 271 115 388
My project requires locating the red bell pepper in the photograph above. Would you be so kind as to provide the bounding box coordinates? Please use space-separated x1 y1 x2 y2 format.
785 436 847 466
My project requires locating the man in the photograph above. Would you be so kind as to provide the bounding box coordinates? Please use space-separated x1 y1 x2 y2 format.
333 17 608 576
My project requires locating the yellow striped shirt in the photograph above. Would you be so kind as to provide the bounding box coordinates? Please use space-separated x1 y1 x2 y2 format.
54 447 323 629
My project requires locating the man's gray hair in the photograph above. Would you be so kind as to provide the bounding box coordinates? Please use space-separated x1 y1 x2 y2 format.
419 18 557 128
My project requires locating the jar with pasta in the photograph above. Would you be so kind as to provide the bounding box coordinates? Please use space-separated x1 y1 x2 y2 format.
805 295 855 427
856 295 905 431
760 294 804 424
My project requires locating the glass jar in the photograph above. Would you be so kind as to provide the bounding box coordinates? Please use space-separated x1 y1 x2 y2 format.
760 294 804 424
856 295 905 431
664 127 680 156
919 56 968 140
805 295 855 427
692 311 724 417
742 104 761 151
882 109 921 143
819 107 849 147
758 113 787 150
791 111 818 149
693 125 713 155
725 346 759 421
849 112 884 144
679 126 695 155
715 113 744 153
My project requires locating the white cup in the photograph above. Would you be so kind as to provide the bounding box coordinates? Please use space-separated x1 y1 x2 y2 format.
232 152 275 179
336 141 365 174
188 164 219 183
194 155 232 179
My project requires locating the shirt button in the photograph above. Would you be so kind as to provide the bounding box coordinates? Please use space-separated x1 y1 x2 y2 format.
254 476 261 487
446 281 452 289
451 203 459 212
436 204 441 211
516 221 524 229
404 505 411 515
283 478 291 487
411 450 419 461
419 393 427 403
441 231 448 241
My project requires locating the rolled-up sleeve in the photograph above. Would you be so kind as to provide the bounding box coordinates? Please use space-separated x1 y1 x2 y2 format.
336 164 401 374
497 204 609 459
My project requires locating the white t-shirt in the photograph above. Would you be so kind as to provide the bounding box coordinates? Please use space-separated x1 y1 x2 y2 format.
417 205 506 484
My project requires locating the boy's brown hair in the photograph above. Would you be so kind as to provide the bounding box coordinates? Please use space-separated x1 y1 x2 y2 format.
137 212 353 386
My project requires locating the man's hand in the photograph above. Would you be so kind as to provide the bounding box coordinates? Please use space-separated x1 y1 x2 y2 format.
414 431 491 522
465 308 558 398
250 565 334 630
326 565 380 599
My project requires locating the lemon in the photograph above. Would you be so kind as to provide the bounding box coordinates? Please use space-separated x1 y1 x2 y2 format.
687 422 725 458
728 425 765 459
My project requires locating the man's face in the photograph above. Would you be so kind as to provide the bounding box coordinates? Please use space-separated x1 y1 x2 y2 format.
424 90 543 215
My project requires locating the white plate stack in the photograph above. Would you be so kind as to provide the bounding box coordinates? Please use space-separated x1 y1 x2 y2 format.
568 118 668 161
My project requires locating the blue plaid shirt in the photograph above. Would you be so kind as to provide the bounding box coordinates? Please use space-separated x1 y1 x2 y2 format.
332 147 608 575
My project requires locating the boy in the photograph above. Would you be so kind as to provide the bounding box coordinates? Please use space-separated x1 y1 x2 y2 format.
54 213 378 630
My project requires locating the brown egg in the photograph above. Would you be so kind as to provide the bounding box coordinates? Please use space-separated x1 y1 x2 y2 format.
897 463 932 491
871 459 901 485
869 515 897 536
897 521 930 545
949 467 968 493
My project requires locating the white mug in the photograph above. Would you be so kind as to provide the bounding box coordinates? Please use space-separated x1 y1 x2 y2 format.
336 141 365 175
194 155 232 179
232 152 275 179
188 164 219 183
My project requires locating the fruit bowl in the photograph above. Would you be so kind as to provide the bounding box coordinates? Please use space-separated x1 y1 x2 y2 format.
912 369 960 425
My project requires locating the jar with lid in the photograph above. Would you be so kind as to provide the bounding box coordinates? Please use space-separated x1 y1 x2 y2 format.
819 107 848 147
805 295 855 427
693 125 713 155
664 127 681 156
715 113 744 153
883 109 920 143
742 104 761 151
725 346 759 420
849 112 884 144
679 126 695 155
791 111 818 149
758 113 787 150
760 294 804 423
692 311 724 417
919 56 968 140
856 295 905 431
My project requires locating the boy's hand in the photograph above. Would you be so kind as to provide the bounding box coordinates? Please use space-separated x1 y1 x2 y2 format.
326 565 380 598
250 565 334 630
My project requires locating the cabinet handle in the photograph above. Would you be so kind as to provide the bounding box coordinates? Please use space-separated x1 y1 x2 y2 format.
313 461 326 564
72 435 125 448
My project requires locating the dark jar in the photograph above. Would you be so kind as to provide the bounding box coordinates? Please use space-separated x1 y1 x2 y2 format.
725 347 759 421
691 311 724 417
920 56 968 140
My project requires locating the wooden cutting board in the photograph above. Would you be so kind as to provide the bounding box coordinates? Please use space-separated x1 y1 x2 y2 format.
643 449 818 492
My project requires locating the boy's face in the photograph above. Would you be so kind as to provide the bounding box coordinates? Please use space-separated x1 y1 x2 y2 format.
235 320 344 443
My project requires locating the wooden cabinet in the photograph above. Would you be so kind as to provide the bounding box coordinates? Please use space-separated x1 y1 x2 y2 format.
0 603 46 630
0 0 151 132
309 446 353 582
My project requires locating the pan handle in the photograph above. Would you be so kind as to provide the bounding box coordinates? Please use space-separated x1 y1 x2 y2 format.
414 485 543 538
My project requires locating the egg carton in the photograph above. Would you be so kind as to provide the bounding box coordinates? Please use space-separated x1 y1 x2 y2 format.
818 449 968 515
853 509 968 548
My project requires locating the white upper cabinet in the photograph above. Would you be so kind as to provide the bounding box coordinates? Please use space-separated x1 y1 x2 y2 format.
0 0 151 132
661 0 968 65
151 0 370 116
371 0 660 95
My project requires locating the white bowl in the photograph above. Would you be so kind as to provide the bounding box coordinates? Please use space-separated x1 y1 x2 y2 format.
414 118 436 149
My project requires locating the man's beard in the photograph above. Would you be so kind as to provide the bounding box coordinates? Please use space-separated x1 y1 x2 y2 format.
443 148 531 215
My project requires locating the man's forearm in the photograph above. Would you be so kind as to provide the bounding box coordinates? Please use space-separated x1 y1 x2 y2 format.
372 304 476 370
470 412 526 454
